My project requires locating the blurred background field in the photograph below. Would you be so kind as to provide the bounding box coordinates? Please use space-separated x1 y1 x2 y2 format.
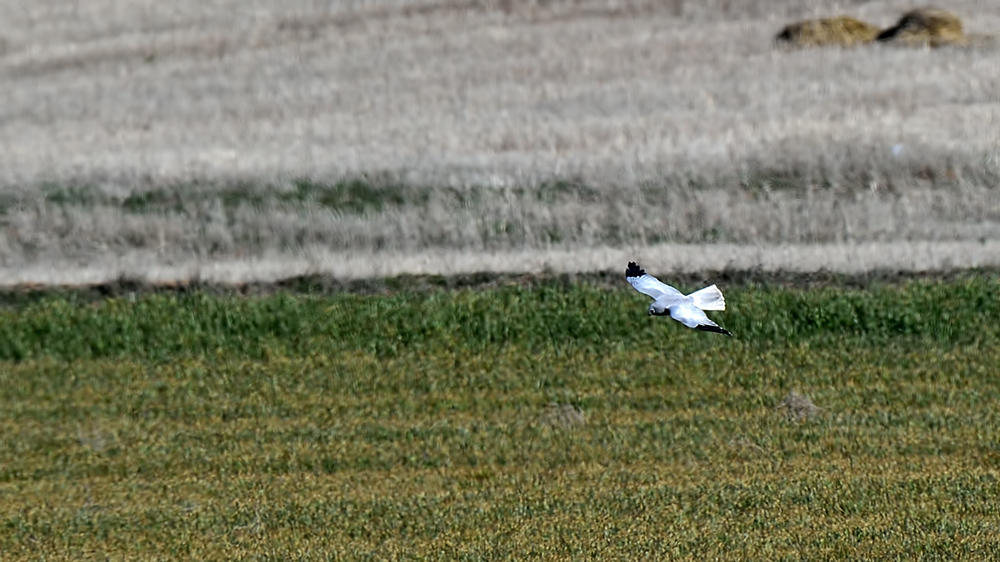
2 279 1000 559
1 0 1000 283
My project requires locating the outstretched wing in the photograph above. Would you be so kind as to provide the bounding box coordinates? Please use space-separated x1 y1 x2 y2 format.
687 284 726 311
626 262 683 302
695 324 734 337
670 303 734 337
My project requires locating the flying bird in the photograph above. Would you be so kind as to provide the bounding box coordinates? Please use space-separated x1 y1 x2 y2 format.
625 261 733 336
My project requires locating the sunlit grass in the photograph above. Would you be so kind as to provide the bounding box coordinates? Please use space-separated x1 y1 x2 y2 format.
1 276 999 361
2 281 1000 559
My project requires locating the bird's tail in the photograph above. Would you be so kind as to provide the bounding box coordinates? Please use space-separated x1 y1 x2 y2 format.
688 284 726 311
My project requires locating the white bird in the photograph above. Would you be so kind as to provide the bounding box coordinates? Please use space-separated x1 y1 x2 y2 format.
625 262 733 336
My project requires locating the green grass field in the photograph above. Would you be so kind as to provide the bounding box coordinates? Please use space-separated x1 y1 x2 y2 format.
2 277 1000 560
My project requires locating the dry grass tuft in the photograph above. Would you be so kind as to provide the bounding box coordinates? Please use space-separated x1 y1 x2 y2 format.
775 16 880 48
876 7 967 48
537 403 586 429
726 436 772 457
776 390 823 421
76 423 118 454
229 510 266 544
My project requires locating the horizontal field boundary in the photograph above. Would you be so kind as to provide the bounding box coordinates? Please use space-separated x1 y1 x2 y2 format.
1 241 999 298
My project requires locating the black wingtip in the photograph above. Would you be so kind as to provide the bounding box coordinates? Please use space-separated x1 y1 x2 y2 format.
625 261 645 278
696 324 734 337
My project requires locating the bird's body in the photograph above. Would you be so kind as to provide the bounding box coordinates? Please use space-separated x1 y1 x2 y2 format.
625 262 733 336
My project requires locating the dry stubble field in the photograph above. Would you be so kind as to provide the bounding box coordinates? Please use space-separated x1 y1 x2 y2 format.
1 0 1000 284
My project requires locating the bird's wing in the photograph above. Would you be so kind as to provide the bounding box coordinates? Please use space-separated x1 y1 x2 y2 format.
626 262 684 302
670 303 733 336
687 284 726 311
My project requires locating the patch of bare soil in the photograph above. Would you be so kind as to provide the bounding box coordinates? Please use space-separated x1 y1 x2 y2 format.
776 391 823 421
537 403 586 429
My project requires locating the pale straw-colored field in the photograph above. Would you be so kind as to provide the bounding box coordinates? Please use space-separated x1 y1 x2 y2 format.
1 0 999 285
